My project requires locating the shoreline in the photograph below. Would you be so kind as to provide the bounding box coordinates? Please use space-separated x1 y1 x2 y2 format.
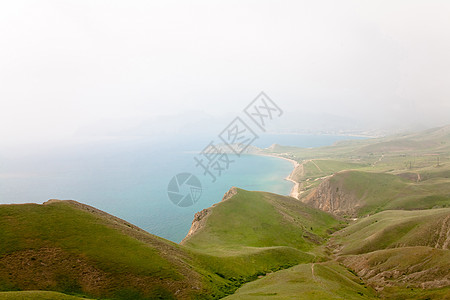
257 153 300 199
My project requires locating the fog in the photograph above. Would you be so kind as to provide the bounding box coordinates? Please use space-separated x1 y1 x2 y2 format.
1 0 449 148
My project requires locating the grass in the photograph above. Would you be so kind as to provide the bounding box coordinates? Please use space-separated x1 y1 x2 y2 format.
0 201 229 299
183 189 339 252
0 202 177 277
182 189 341 280
299 160 367 181
223 261 377 300
0 291 93 299
338 247 450 299
332 208 450 255
303 170 450 217
379 286 450 300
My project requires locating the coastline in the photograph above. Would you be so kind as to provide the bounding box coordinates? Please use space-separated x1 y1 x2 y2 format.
257 153 300 199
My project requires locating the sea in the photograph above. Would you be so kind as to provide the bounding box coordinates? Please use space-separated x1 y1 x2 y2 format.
0 133 363 242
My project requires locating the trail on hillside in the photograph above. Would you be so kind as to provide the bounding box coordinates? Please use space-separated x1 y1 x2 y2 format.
311 160 323 172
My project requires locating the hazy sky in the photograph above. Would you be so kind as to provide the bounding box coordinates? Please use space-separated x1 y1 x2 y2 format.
1 0 449 145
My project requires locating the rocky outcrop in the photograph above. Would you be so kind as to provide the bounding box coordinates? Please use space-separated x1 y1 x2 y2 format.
303 174 359 217
181 208 210 244
221 186 238 203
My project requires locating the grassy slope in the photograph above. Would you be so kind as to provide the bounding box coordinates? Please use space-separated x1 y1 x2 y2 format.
0 291 92 300
224 261 377 300
298 160 368 181
182 189 341 279
0 201 231 299
332 208 450 255
328 199 450 298
306 170 450 217
338 246 450 286
0 202 175 276
183 189 339 251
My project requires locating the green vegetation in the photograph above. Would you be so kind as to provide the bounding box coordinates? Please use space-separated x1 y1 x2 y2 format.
0 202 177 276
332 208 450 255
224 261 377 300
183 189 339 252
0 291 92 299
1 125 449 299
297 159 367 181
304 170 450 217
338 247 450 299
182 189 341 280
0 201 229 299
377 286 450 300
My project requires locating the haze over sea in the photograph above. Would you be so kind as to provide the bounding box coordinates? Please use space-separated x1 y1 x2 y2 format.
0 134 363 242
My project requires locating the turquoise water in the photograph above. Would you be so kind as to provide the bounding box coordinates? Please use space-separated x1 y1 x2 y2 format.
0 134 363 242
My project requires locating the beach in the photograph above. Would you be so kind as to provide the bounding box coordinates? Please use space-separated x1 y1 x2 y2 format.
258 153 300 199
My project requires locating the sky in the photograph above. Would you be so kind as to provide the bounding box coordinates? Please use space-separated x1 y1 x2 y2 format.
1 0 450 146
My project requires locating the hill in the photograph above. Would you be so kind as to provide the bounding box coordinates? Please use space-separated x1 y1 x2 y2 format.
182 188 340 252
0 200 230 299
181 188 342 281
331 208 450 255
0 291 92 299
303 170 450 217
223 261 377 300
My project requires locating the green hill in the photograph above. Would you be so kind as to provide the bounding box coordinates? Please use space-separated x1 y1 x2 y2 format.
181 188 342 280
326 208 450 299
0 200 230 299
331 208 450 255
0 290 92 300
182 188 340 252
224 261 377 300
303 170 450 217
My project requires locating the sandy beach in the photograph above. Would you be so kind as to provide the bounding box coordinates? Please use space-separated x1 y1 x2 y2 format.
258 153 300 199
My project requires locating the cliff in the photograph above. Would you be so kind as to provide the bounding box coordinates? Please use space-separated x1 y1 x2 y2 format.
302 172 360 217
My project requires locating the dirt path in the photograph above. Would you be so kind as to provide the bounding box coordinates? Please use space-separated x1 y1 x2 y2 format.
372 154 384 166
435 215 450 249
311 160 322 172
